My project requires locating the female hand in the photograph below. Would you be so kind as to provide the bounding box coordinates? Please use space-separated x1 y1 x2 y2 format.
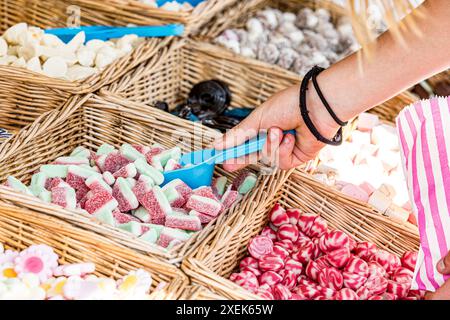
425 251 450 300
213 83 340 171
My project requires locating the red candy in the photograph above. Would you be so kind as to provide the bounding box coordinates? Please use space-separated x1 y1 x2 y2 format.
308 216 328 238
318 230 350 253
277 224 299 242
260 271 283 287
368 261 387 277
248 236 273 259
365 275 388 295
401 251 418 271
295 236 312 249
326 247 351 269
230 270 259 293
317 267 343 291
241 267 261 277
269 203 289 227
284 259 303 276
342 272 367 291
344 256 369 277
386 280 410 298
291 242 314 264
280 270 297 290
305 261 321 281
256 285 274 300
297 275 316 287
261 226 277 241
311 238 322 259
353 241 377 261
334 288 359 300
286 208 301 225
259 255 285 272
273 284 292 300
84 190 114 214
272 245 289 260
274 240 294 252
239 257 259 270
103 151 131 174
371 249 401 273
113 210 139 224
390 267 413 284
295 284 321 300
356 286 371 300
297 212 317 235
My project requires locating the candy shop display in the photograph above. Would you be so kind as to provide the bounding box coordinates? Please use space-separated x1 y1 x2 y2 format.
0 243 161 299
214 7 360 76
313 113 416 226
4 143 256 250
229 203 422 300
0 23 145 81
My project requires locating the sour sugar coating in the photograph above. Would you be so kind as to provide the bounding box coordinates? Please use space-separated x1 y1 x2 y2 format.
163 186 186 208
162 178 192 200
85 174 112 194
134 158 164 185
118 221 143 236
40 164 69 178
113 177 139 212
165 212 202 231
132 145 151 155
39 189 52 203
212 176 227 197
192 186 219 200
151 147 181 168
54 156 90 166
120 143 146 161
29 172 48 196
156 227 190 248
132 175 154 199
102 172 115 185
189 210 214 224
51 186 76 209
139 228 158 244
47 177 71 190
221 187 241 210
136 186 171 225
164 158 182 172
84 190 118 214
70 146 91 158
94 208 116 226
232 170 257 195
103 151 131 174
113 163 137 179
132 206 151 223
113 209 140 224
145 147 163 170
248 235 273 259
96 143 115 156
186 195 222 217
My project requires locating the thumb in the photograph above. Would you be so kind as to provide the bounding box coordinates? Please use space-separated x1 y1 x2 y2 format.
437 251 450 275
214 109 263 150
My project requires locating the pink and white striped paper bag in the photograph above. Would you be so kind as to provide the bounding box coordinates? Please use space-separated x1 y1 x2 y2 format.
396 96 450 292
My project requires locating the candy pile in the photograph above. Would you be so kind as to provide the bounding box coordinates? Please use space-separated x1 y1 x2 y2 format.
314 113 415 225
0 243 157 300
0 23 145 81
5 143 256 249
215 7 359 76
139 0 194 11
230 204 422 300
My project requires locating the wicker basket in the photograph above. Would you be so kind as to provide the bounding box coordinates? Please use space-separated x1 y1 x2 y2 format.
427 70 450 95
0 201 188 299
180 285 227 300
182 169 420 300
0 32 173 135
1 0 241 36
0 92 271 264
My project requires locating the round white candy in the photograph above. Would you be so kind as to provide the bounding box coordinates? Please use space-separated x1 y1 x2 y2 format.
43 56 68 78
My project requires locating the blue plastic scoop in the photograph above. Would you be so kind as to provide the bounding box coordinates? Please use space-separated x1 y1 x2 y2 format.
162 130 296 189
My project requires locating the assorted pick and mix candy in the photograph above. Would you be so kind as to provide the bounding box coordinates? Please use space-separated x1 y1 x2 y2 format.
314 112 416 226
0 243 158 300
5 143 256 249
230 203 423 300
139 0 195 11
215 7 359 76
0 23 146 80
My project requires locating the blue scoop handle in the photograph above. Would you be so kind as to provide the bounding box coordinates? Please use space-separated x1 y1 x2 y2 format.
211 130 296 164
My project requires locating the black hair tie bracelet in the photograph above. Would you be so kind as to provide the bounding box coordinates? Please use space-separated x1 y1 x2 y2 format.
299 66 343 146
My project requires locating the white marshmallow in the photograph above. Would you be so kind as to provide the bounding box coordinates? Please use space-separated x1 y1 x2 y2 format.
0 37 7 56
3 23 28 45
0 55 17 65
76 47 95 67
65 31 85 53
161 1 181 11
350 130 371 146
26 57 42 73
385 204 409 223
66 65 96 81
11 57 26 67
17 42 41 60
357 112 379 132
95 46 118 68
368 189 392 213
42 56 67 78
378 183 396 199
372 124 399 150
41 33 65 48
86 39 107 52
377 148 400 172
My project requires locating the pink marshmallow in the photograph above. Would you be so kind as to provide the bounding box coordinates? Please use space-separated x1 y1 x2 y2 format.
359 181 376 196
341 184 369 202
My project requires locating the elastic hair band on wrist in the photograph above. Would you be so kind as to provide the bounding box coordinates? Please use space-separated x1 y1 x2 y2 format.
310 66 348 127
300 67 343 146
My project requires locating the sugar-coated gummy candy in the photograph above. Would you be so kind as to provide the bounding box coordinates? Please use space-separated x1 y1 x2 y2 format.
164 158 182 172
212 176 227 197
165 212 202 231
118 221 143 236
71 146 91 158
30 172 48 196
334 288 359 300
54 156 90 166
113 163 137 179
221 187 240 210
277 224 299 242
103 151 131 174
85 190 118 214
248 235 273 259
134 158 164 185
113 209 139 224
232 170 257 195
85 175 112 194
132 206 151 223
40 164 69 178
113 178 139 212
189 210 214 224
136 186 171 225
229 270 259 293
162 179 192 200
186 195 222 217
163 186 186 208
400 251 417 272
269 203 289 227
157 227 190 248
258 255 285 272
120 143 146 161
192 186 218 200
6 176 33 196
51 186 77 210
102 172 115 185
139 228 158 244
317 267 343 291
132 145 151 155
94 208 116 226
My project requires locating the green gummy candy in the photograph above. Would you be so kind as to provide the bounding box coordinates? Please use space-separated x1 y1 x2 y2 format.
94 209 116 227
38 189 52 203
152 147 181 167
68 165 101 179
139 228 158 244
153 186 171 213
163 186 180 204
133 206 150 222
7 176 33 196
120 143 145 161
40 164 68 178
30 172 48 196
134 158 164 185
96 143 115 156
70 146 91 158
213 176 227 196
65 187 77 210
116 178 138 208
141 224 164 238
125 178 137 188
161 226 190 242
238 174 257 195
117 221 142 236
